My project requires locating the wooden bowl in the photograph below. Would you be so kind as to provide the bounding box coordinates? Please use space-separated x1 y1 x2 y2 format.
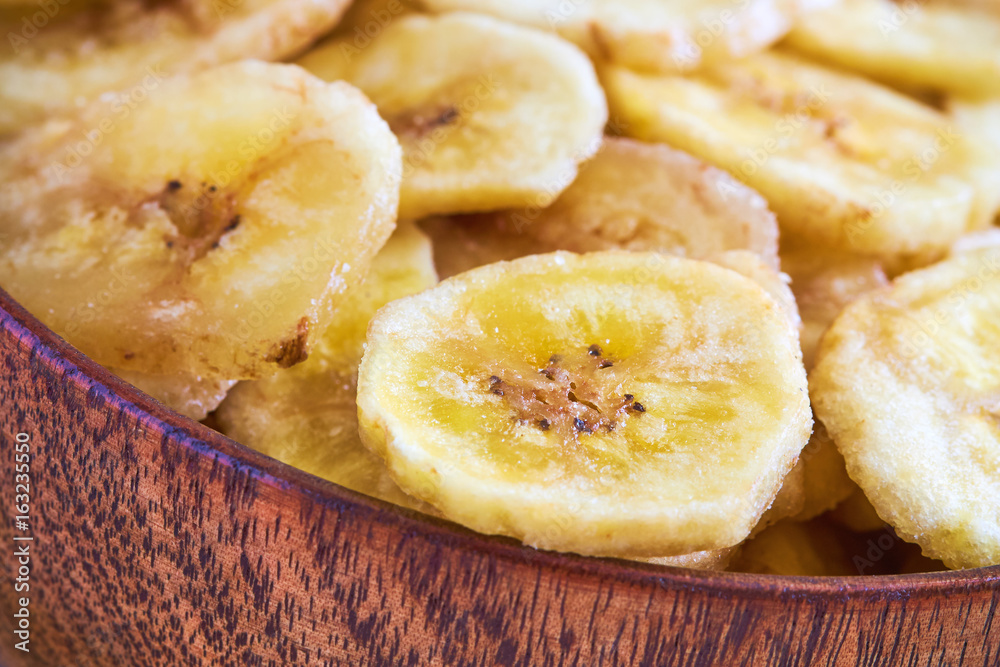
1 287 997 667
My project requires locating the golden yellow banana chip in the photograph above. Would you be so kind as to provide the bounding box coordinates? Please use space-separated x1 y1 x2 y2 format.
827 483 887 533
357 251 812 557
216 222 438 510
786 0 1000 99
811 246 1000 568
600 50 979 262
948 98 1000 229
780 244 889 369
731 518 865 576
0 0 350 134
790 421 854 521
417 0 801 74
110 368 236 422
427 137 779 270
298 12 607 219
0 61 401 381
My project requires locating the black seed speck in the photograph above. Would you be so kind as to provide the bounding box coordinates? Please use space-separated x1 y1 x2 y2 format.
538 419 550 431
588 344 602 356
549 355 561 364
166 241 174 249
225 215 241 232
573 418 587 432
599 360 613 369
632 402 645 413
167 179 182 191
208 185 218 193
489 375 501 386
624 394 633 401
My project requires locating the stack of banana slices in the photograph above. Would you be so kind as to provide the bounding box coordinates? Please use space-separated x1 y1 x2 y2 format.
1 0 998 573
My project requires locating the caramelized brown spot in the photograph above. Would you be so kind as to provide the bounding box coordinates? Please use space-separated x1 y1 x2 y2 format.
267 317 310 369
388 105 460 138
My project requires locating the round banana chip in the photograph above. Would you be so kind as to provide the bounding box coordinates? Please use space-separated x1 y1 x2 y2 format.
417 0 799 74
297 12 607 219
811 246 1000 568
786 0 1000 99
427 137 779 272
0 0 351 134
216 222 438 511
0 61 402 381
600 49 979 262
357 251 812 557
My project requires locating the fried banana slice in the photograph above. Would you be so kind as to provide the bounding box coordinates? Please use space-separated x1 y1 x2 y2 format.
429 137 779 271
639 547 739 571
216 222 438 510
786 0 1000 99
948 98 1000 229
417 0 800 74
731 518 868 576
357 251 812 557
780 245 889 369
298 12 607 219
600 50 979 262
827 484 887 533
109 369 236 422
0 61 401 381
0 0 351 134
791 421 854 521
811 246 1000 568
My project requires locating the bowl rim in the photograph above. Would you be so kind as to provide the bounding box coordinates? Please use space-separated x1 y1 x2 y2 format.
3 285 998 596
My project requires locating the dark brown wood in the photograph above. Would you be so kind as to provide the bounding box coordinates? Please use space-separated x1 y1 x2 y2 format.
0 287 996 667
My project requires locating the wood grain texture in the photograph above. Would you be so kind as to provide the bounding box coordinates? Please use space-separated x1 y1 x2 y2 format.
0 287 997 667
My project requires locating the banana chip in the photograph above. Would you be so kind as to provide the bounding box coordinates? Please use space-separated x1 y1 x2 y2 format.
216 222 438 510
600 50 979 262
812 246 1000 568
786 0 1000 99
357 251 811 557
417 0 800 74
298 12 607 219
791 421 854 521
948 98 1000 229
110 368 236 422
0 61 401 381
0 0 350 134
731 518 866 576
426 137 779 272
780 244 888 369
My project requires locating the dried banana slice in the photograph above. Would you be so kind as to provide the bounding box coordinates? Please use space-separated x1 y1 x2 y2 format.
948 98 1000 229
357 251 812 557
600 50 979 262
0 0 350 134
216 222 438 510
780 245 889 369
0 61 401 381
109 369 236 422
786 0 1000 99
731 518 865 576
429 137 779 271
811 247 1000 568
790 421 854 521
298 12 607 219
639 547 739 571
417 0 799 74
827 483 886 533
